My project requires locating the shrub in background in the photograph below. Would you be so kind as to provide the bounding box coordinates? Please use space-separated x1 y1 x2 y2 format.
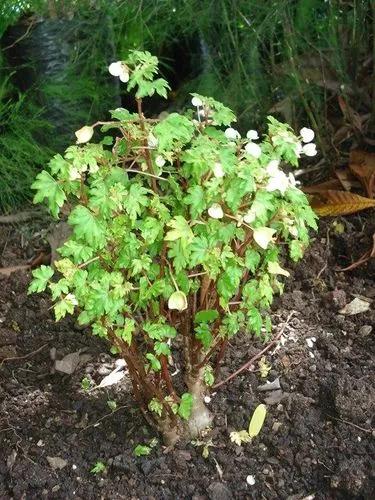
29 52 317 444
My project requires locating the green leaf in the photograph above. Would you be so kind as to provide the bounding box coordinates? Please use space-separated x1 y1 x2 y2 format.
217 265 243 302
178 393 193 420
28 265 54 294
248 404 267 438
165 216 194 245
148 398 163 417
143 322 177 340
139 217 163 244
125 183 149 220
194 309 219 324
58 240 94 263
195 323 213 349
54 295 76 321
32 170 66 218
289 240 304 261
110 108 137 121
248 307 263 335
184 185 206 218
244 249 261 273
154 113 194 151
146 353 161 372
48 278 69 300
154 341 171 357
68 206 106 249
134 444 152 457
116 318 135 345
203 365 215 387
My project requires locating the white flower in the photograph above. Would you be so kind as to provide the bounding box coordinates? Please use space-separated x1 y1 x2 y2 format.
69 167 81 181
213 162 225 178
244 142 262 158
155 155 165 168
295 142 303 157
119 71 129 83
147 133 158 149
191 96 203 107
300 127 315 143
243 210 256 224
246 129 259 140
208 203 224 219
302 143 317 157
288 172 299 187
65 293 78 306
266 160 280 176
75 125 94 144
108 61 129 83
225 127 240 141
266 170 289 194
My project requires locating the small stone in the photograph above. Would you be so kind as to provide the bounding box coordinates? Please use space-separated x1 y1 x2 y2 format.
309 364 317 372
47 456 68 470
208 482 233 500
264 390 284 405
204 396 211 404
52 485 60 493
97 364 112 376
306 338 314 348
358 325 372 337
37 439 44 447
272 422 282 432
309 351 315 359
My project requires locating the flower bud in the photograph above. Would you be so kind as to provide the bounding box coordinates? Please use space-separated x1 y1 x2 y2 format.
224 127 240 141
168 291 188 311
191 96 203 107
147 133 158 149
243 210 256 224
213 162 224 178
75 125 94 144
155 155 166 168
246 129 259 140
208 203 224 219
244 142 261 158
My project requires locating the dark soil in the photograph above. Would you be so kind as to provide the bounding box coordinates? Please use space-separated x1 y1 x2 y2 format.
0 215 374 500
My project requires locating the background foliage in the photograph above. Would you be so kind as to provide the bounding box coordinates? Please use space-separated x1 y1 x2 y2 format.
0 0 373 212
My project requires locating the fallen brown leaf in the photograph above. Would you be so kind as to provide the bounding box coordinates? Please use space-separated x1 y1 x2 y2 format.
0 265 30 276
334 168 361 191
310 190 375 216
349 150 375 198
303 179 342 194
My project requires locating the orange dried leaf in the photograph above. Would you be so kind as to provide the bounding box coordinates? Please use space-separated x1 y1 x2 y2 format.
303 179 342 194
310 190 375 216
